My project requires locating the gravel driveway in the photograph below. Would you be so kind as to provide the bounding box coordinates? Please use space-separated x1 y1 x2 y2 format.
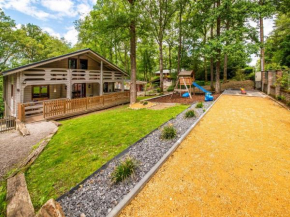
121 95 290 216
0 121 57 180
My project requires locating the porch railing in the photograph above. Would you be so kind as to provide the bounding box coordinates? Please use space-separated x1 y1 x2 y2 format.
0 116 16 133
18 92 130 121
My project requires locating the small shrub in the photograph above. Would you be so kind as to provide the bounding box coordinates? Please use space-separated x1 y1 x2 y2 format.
161 125 177 140
203 109 206 112
277 95 282 100
281 95 286 101
196 102 203 108
185 110 195 118
157 87 161 93
142 101 148 105
167 85 174 92
111 157 137 184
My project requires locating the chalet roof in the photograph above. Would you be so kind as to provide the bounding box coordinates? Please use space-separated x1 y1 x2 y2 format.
179 70 194 77
2 48 128 77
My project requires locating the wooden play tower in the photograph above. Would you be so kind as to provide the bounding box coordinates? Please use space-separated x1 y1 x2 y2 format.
171 70 195 99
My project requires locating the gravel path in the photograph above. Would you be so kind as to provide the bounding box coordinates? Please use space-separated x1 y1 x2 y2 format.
120 95 290 216
0 121 57 180
59 101 213 217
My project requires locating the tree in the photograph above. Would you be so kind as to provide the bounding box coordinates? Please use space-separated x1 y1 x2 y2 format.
142 0 177 93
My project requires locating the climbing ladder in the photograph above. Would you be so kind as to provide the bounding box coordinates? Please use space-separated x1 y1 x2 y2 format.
171 77 192 99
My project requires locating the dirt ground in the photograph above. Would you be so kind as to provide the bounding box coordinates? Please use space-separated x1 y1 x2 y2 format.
0 121 57 180
120 95 290 216
149 93 220 104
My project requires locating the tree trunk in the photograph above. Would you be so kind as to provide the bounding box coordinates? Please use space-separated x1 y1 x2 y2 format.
223 18 230 83
204 29 207 82
260 15 265 72
215 0 221 93
177 2 182 74
223 53 227 82
169 45 172 74
129 0 137 104
159 41 164 93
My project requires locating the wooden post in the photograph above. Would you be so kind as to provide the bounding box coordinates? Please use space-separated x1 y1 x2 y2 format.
67 69 72 99
100 61 103 96
121 75 124 92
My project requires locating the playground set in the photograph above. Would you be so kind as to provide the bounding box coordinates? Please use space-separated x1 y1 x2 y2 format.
171 70 214 101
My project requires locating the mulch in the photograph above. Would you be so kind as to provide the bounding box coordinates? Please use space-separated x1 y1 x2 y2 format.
149 93 221 104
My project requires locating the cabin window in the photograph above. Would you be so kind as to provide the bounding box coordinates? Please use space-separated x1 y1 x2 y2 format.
80 59 88 69
32 85 49 99
68 58 77 69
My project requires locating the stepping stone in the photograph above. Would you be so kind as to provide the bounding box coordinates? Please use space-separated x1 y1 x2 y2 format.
6 173 35 217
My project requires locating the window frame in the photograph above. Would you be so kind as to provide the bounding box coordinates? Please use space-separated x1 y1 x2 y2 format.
32 85 50 100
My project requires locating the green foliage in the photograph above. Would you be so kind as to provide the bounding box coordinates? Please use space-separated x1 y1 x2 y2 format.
111 157 137 184
0 182 6 217
0 9 71 71
246 72 255 81
195 80 205 86
277 95 286 101
25 105 188 210
233 69 246 81
161 125 177 140
142 101 148 105
167 85 174 92
156 87 161 93
196 102 203 108
184 110 195 118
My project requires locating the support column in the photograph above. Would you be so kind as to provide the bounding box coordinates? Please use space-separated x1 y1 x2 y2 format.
261 71 265 92
100 61 103 96
67 69 72 99
121 75 124 92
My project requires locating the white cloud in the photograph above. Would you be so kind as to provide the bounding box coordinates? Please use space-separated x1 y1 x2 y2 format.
42 27 61 38
0 0 52 20
41 0 77 17
64 26 78 45
77 3 92 19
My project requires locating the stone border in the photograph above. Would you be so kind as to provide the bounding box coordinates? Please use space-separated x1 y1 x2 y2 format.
107 94 223 217
266 94 290 111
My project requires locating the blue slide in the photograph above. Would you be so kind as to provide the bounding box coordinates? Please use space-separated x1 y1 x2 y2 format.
192 82 211 94
192 82 214 101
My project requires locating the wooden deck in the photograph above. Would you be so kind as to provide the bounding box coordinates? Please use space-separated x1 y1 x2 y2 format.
19 92 130 122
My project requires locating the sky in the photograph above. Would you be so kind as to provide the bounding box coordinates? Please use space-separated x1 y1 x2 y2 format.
0 0 95 45
0 0 275 66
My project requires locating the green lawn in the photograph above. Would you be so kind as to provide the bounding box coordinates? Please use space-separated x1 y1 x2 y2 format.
25 104 188 210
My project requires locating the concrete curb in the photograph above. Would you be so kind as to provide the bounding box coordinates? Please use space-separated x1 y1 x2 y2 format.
266 95 290 111
107 94 224 217
140 93 172 102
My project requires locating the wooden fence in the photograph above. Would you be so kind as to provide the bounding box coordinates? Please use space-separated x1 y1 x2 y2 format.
0 116 16 133
18 92 130 121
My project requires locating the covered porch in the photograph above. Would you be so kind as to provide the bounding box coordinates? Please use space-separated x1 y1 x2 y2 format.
18 91 130 122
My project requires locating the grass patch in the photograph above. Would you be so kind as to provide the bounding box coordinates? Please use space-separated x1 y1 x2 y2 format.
111 157 137 184
0 181 7 217
25 104 188 210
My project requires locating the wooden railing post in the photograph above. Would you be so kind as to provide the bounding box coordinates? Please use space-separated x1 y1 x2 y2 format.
63 100 66 115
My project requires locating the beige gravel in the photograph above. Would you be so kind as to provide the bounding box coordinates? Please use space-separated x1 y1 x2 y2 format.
120 95 290 217
0 121 57 180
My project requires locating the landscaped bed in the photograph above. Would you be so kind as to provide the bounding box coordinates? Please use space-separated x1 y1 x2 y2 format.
24 104 188 211
57 101 214 216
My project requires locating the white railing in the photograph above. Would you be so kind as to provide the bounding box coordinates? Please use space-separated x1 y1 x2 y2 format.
22 68 123 84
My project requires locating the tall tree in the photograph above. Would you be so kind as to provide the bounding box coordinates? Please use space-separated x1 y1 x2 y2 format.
215 0 221 93
142 0 177 93
128 0 137 104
